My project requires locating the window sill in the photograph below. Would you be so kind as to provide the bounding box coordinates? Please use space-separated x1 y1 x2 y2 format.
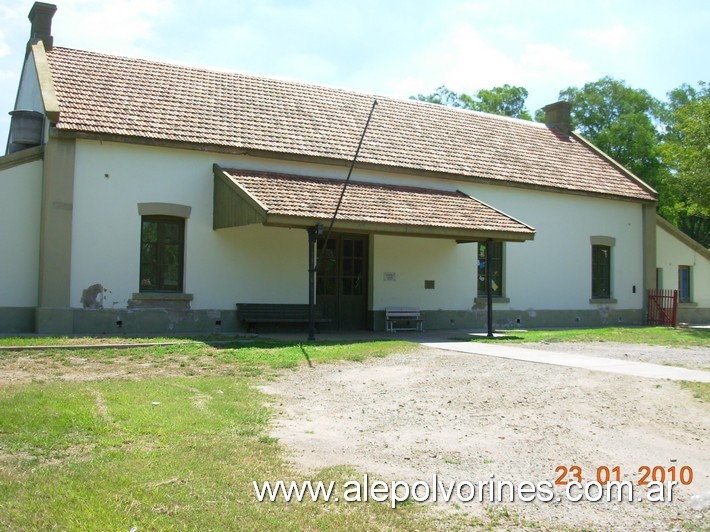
678 302 698 308
474 297 510 304
128 292 193 310
589 298 617 305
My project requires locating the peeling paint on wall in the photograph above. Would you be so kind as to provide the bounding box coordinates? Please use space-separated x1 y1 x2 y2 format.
81 283 104 309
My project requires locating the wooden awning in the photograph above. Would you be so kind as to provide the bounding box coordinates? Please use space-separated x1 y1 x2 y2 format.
213 166 535 242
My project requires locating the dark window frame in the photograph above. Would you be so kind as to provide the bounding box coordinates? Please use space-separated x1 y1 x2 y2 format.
139 215 185 293
678 265 691 303
591 244 611 299
477 241 503 298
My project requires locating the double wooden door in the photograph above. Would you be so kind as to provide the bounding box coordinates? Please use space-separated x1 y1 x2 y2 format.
316 234 369 330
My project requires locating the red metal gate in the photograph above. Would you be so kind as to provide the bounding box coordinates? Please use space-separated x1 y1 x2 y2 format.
647 289 678 327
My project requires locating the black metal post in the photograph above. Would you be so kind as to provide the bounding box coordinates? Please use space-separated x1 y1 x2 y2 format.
307 224 323 341
486 239 494 338
308 228 317 341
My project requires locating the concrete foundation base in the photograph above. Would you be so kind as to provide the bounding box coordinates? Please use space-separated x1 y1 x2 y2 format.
372 307 646 331
25 308 240 335
677 306 710 325
1 306 707 335
0 307 36 333
36 307 75 335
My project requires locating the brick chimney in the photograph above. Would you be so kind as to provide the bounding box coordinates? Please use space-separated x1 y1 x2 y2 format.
542 101 572 136
28 2 57 52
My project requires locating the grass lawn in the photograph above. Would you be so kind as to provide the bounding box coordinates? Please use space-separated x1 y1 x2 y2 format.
1 330 707 529
0 336 194 347
679 381 710 403
1 339 491 530
472 326 710 348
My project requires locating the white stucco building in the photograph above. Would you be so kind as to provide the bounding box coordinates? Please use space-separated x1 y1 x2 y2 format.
1 3 707 335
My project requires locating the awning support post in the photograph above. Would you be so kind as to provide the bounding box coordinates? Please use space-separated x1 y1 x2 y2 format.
307 223 323 341
486 239 494 338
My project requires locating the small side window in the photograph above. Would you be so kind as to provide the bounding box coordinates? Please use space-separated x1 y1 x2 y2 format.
678 265 691 303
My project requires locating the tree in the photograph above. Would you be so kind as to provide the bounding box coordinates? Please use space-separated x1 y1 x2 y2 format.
411 85 467 108
559 76 710 245
558 76 666 188
411 84 532 120
660 82 710 246
474 85 532 120
663 82 709 211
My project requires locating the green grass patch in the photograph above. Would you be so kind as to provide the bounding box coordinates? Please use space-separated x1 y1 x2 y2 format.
0 338 466 529
470 327 710 347
0 336 196 346
679 381 710 402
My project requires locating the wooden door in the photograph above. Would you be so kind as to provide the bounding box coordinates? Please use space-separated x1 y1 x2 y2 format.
316 234 368 330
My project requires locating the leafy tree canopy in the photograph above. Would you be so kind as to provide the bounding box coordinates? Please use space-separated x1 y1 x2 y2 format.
411 84 532 120
659 82 709 244
558 76 665 187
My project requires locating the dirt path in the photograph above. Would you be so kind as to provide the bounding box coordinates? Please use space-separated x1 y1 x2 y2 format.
261 344 710 530
516 340 710 371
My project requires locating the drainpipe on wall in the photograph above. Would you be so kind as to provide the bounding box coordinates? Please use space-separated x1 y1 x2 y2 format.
307 224 323 341
642 204 658 324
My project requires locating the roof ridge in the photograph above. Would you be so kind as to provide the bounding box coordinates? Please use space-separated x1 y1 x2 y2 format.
49 46 382 99
48 46 546 128
403 97 549 128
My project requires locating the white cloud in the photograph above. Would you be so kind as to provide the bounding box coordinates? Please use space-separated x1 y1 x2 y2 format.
52 0 174 56
519 44 593 84
385 23 591 106
409 24 518 90
576 24 633 51
0 30 10 58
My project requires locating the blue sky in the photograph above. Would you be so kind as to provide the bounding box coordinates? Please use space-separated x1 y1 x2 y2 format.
1 0 708 145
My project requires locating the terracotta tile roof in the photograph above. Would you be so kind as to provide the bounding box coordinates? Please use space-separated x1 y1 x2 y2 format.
45 47 655 202
219 169 535 238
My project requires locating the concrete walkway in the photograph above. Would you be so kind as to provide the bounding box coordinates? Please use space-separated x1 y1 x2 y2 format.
422 341 710 383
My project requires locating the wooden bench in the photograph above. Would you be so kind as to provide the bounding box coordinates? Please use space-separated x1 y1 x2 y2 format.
237 303 330 332
385 307 423 332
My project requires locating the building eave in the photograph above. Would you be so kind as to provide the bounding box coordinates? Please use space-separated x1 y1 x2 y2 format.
30 40 60 123
657 215 710 260
572 131 658 201
56 128 657 206
0 144 44 170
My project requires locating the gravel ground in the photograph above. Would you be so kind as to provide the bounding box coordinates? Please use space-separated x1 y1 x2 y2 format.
261 342 710 530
